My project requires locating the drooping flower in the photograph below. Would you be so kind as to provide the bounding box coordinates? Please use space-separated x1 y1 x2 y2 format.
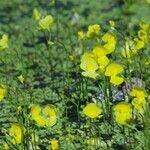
132 98 146 110
39 15 54 30
86 24 101 38
0 84 7 102
9 124 24 144
0 34 9 50
113 102 132 125
102 32 117 54
83 103 102 118
32 8 41 20
50 139 59 150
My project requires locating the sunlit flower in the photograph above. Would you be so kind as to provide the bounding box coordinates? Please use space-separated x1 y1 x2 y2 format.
130 87 148 99
139 21 149 32
78 31 85 40
0 34 9 50
83 103 102 118
80 52 98 79
113 102 132 125
132 97 146 110
110 75 124 85
9 124 24 144
138 29 148 43
0 84 7 102
134 38 145 50
31 104 57 127
147 0 150 4
105 63 124 76
97 56 110 71
50 139 59 150
102 32 116 54
39 15 54 30
86 24 101 38
32 8 41 20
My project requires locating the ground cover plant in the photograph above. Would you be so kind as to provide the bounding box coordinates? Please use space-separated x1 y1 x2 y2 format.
0 0 150 149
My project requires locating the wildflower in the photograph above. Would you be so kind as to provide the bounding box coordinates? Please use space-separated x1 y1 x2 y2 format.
132 98 146 110
109 20 115 28
43 104 57 126
78 31 85 40
32 8 40 20
147 0 150 4
31 105 46 126
86 24 101 38
138 29 148 43
50 139 59 150
17 74 24 83
80 52 98 79
113 102 132 125
9 124 24 144
39 15 54 30
2 143 9 150
0 34 9 50
130 87 148 99
134 38 145 50
139 21 149 32
83 103 102 118
105 63 123 76
102 32 116 54
97 56 110 71
30 104 57 127
110 75 124 85
0 84 7 102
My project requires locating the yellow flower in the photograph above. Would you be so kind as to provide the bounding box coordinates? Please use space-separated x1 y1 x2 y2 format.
31 104 57 127
134 38 145 50
132 98 146 110
43 104 57 126
87 24 101 38
110 75 124 85
83 103 102 118
139 21 149 32
17 74 24 83
0 34 9 50
113 102 132 125
2 143 9 150
105 63 124 76
50 139 59 150
32 8 40 20
0 84 7 102
9 124 24 144
102 32 116 54
109 20 115 28
39 15 54 30
92 46 107 59
138 29 148 43
130 87 148 99
78 31 85 40
147 0 150 4
97 56 110 71
80 52 99 79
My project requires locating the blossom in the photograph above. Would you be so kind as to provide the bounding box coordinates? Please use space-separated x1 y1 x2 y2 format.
132 98 146 110
139 21 149 32
9 124 24 144
0 34 9 50
110 75 124 85
30 104 57 127
86 24 101 38
39 15 54 30
138 29 148 43
32 8 40 20
50 139 59 150
0 84 7 102
102 32 116 54
80 52 98 79
113 102 132 125
78 31 85 40
130 87 148 99
83 103 102 118
105 63 124 76
134 38 145 50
